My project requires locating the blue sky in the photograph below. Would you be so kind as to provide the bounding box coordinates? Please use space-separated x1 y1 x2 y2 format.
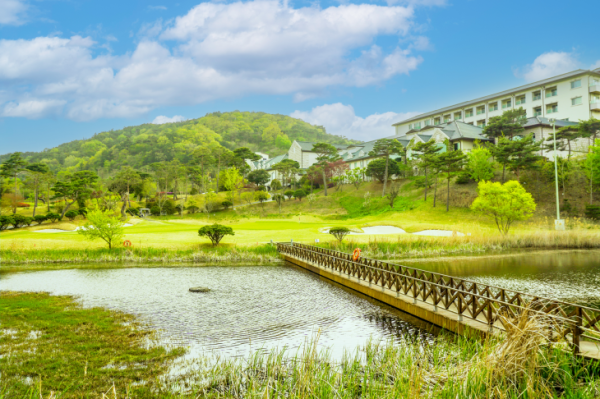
1 0 599 154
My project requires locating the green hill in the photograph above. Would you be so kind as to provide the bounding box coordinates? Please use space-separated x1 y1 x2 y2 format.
4 111 359 173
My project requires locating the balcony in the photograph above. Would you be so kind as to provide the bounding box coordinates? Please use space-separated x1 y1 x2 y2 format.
591 99 600 111
590 84 600 94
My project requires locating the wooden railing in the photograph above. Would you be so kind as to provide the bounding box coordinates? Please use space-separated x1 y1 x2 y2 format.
278 242 600 355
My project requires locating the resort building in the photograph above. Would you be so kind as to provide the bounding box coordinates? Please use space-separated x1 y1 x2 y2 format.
393 68 600 136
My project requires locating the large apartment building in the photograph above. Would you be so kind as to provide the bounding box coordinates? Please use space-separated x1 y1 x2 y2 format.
393 68 600 136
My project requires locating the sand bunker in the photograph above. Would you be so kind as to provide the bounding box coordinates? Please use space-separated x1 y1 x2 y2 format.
412 230 465 237
36 223 133 233
322 226 406 235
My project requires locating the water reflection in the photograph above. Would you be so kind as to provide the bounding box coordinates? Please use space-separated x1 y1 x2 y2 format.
1 265 435 359
402 250 600 307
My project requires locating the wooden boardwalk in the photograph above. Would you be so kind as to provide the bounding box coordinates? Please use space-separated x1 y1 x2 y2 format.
278 242 600 359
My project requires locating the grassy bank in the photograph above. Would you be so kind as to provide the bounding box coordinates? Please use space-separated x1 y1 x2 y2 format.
0 292 184 398
2 292 599 398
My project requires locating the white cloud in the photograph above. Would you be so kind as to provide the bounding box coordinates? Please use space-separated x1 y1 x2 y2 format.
0 0 28 25
2 99 66 118
0 0 434 120
291 103 420 141
518 52 578 82
152 115 186 124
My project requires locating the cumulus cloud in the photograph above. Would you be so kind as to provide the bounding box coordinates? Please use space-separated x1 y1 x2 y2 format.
291 103 420 141
0 0 28 25
1 99 66 118
152 115 186 124
0 0 432 120
517 52 578 82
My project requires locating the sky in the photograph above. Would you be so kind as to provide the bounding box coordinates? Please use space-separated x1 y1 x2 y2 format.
1 0 599 154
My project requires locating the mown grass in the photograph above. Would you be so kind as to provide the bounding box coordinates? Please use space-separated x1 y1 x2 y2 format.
0 291 184 399
3 293 599 398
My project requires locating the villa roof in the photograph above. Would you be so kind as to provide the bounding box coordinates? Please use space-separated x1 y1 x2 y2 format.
401 120 489 142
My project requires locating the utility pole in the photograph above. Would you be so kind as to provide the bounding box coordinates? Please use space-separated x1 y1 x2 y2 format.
550 119 565 230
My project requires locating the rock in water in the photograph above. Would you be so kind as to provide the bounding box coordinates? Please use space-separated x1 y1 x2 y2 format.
189 287 210 293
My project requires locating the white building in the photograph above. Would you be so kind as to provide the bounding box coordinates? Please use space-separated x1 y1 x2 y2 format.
394 68 600 135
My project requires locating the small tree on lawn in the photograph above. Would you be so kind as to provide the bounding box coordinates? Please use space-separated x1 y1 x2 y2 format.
306 193 317 208
241 192 254 205
247 169 270 186
272 193 285 213
312 143 340 197
329 226 351 243
77 209 124 249
412 141 440 201
284 190 294 200
345 167 366 190
198 224 234 246
369 138 403 197
467 143 495 182
471 180 536 235
436 142 467 211
65 209 79 221
386 183 400 208
294 189 306 201
255 191 269 213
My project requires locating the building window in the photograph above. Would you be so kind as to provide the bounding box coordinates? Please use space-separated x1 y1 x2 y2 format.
453 143 460 151
489 102 498 112
434 117 441 125
532 91 541 101
502 99 512 109
477 119 486 127
546 103 558 114
533 106 542 116
571 96 582 106
454 111 462 120
546 87 557 98
414 122 421 129
425 119 431 126
408 123 413 129
476 106 485 115
465 108 473 118
443 114 451 122
571 79 582 89
515 95 526 105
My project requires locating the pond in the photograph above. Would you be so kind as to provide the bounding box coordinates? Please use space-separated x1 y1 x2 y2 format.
402 250 600 308
0 265 435 360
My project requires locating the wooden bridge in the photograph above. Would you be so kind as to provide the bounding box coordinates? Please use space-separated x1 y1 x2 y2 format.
277 242 600 359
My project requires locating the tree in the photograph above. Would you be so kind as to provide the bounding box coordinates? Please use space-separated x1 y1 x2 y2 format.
467 144 495 182
436 142 467 211
65 210 79 221
306 193 317 208
345 167 366 190
386 183 400 208
584 139 600 205
312 143 340 197
327 159 348 192
247 169 270 186
508 134 543 178
366 158 401 183
329 226 351 243
413 141 441 201
111 166 141 219
198 224 234 246
544 125 581 160
579 118 600 143
52 170 98 219
185 195 202 213
33 214 47 225
221 201 233 209
210 145 234 194
254 190 269 213
191 147 215 193
231 147 261 176
219 167 245 203
77 209 124 249
273 159 300 188
25 163 50 217
272 194 285 213
490 136 513 183
241 192 254 205
270 179 282 192
369 139 403 197
471 180 536 235
294 189 306 201
0 152 27 215
482 108 527 140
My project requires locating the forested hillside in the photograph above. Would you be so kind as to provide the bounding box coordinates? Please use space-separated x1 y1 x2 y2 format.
3 112 358 174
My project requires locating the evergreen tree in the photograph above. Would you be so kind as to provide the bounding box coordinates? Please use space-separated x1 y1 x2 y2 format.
25 163 50 217
412 141 441 201
0 152 27 214
509 134 543 178
312 143 340 197
369 138 403 197
483 108 527 140
490 136 513 183
436 141 467 211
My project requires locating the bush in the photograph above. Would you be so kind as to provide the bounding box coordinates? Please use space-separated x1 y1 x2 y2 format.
455 171 472 185
0 215 14 230
257 185 267 192
198 224 235 246
329 226 351 243
78 208 88 218
163 200 177 215
190 187 199 195
23 216 33 226
294 189 306 201
33 215 47 225
127 207 139 216
65 210 79 221
17 202 30 208
284 190 294 199
585 205 600 220
46 212 61 223
150 205 161 216
222 201 233 209
11 214 28 228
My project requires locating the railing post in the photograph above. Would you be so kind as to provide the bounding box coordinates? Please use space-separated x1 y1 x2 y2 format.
487 301 493 332
433 286 438 312
573 307 582 354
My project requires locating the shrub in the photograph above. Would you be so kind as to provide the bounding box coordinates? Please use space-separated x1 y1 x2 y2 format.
11 214 28 228
294 189 306 201
284 190 294 199
222 201 233 209
163 200 177 215
190 187 199 195
45 212 61 223
77 209 124 249
585 205 600 220
65 210 79 221
257 185 267 192
0 215 14 230
150 205 161 216
329 226 351 243
127 207 139 216
17 202 30 208
198 224 235 246
78 208 88 218
33 215 47 225
455 171 472 185
23 216 33 226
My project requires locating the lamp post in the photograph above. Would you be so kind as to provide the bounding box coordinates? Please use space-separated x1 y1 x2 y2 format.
549 118 565 230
